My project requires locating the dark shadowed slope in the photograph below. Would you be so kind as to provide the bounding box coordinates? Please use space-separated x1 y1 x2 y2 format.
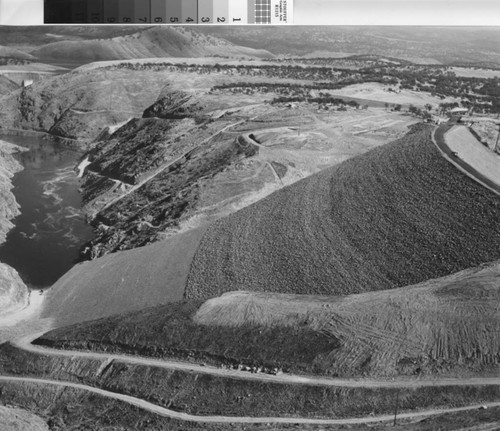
42 226 207 326
186 124 500 299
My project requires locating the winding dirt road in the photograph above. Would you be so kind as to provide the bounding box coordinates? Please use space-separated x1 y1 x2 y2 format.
12 332 500 389
1 375 498 425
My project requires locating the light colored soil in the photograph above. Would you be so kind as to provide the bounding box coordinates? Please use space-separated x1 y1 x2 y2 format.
470 119 500 151
0 290 43 328
0 405 49 431
445 125 500 186
450 67 500 78
330 82 457 107
0 63 67 73
174 106 416 234
194 259 500 377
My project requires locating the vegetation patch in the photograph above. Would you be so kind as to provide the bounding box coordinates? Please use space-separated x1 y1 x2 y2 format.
36 300 339 373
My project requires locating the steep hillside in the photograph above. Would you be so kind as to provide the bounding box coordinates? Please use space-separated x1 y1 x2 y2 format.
0 46 34 61
0 55 277 141
40 124 500 327
186 124 500 298
41 226 207 326
0 76 18 96
0 67 178 140
0 25 145 48
84 121 259 258
37 259 500 378
0 140 25 243
0 140 29 315
0 263 29 316
30 27 272 64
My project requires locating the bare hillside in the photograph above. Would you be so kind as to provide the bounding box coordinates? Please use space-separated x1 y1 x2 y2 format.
0 46 34 61
29 27 272 64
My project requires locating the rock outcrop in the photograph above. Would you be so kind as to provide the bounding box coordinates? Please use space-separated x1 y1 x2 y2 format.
0 139 29 314
0 262 29 315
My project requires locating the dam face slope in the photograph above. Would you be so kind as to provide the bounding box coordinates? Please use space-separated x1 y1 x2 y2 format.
186 124 500 299
42 226 207 326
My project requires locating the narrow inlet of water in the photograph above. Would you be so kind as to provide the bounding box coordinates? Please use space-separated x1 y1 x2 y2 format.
0 135 94 289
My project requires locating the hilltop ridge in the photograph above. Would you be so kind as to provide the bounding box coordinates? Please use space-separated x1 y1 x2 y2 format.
30 27 273 64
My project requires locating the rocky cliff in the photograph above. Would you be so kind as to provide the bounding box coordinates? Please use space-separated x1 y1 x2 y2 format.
0 139 29 315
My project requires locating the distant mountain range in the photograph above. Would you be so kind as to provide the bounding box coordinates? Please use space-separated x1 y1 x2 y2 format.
0 26 273 66
1 26 500 66
197 26 500 65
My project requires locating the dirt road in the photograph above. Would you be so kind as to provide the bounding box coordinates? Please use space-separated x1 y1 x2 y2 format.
432 124 500 196
12 333 500 390
1 375 499 425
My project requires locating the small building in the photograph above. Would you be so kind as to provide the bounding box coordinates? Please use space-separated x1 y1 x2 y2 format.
22 79 33 88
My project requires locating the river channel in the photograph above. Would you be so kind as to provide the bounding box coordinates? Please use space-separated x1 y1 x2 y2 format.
0 135 94 289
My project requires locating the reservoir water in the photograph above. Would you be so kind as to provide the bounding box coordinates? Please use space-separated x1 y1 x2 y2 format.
0 135 94 289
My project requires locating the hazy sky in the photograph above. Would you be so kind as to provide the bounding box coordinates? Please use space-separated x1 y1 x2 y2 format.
295 0 500 25
1 0 500 25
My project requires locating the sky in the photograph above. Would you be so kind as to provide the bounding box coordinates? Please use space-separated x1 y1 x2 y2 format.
294 0 500 25
0 0 500 25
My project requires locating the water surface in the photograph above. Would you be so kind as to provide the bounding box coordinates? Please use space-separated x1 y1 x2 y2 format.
0 135 94 289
